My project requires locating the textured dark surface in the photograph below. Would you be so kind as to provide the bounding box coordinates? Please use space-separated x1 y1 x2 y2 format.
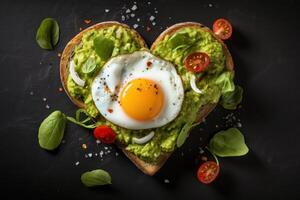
0 0 299 199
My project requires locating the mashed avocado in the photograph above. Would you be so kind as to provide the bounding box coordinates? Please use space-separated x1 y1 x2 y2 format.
67 26 234 163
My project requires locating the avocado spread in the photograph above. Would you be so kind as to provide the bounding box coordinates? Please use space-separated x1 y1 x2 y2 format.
67 26 234 163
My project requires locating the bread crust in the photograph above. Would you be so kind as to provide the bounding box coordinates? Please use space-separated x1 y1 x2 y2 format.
59 21 234 176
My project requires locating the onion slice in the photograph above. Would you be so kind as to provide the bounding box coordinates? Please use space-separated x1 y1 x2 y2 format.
132 131 155 144
190 74 203 94
69 60 85 87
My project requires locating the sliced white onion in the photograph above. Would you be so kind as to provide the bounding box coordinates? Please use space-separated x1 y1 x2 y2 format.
69 60 85 87
132 131 155 144
190 74 203 94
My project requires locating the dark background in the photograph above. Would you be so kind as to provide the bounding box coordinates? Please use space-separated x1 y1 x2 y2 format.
0 0 299 199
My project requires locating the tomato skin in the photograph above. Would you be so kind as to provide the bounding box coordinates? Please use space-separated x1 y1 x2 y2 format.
197 161 220 184
184 52 210 73
213 18 233 40
93 125 116 144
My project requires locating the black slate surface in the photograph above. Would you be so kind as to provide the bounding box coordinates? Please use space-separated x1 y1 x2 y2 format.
0 0 299 199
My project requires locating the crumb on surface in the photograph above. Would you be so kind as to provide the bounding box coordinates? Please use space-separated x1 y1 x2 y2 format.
82 144 87 149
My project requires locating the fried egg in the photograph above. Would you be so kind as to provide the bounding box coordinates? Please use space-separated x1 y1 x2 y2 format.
91 51 184 130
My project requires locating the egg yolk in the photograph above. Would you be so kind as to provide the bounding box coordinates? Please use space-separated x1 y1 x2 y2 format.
120 78 164 121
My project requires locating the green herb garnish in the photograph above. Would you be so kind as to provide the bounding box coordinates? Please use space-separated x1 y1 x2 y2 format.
36 18 59 50
220 85 243 110
81 169 112 187
38 111 66 150
81 57 98 74
93 36 114 61
208 128 249 157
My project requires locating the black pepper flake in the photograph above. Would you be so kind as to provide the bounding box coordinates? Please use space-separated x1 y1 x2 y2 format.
108 108 113 113
155 91 158 95
172 103 176 106
149 107 152 111
137 87 142 91
154 84 158 89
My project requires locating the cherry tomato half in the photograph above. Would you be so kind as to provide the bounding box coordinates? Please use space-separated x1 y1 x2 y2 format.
213 18 233 40
184 52 210 73
197 161 220 184
93 125 116 144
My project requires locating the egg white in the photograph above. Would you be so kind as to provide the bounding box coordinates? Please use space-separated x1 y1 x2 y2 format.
91 51 184 130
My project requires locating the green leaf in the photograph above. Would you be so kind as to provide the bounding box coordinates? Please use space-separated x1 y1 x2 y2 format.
208 128 249 157
38 111 66 150
93 36 114 61
168 32 192 49
81 57 97 74
215 71 235 94
81 169 112 187
220 85 243 110
176 121 193 147
36 18 59 50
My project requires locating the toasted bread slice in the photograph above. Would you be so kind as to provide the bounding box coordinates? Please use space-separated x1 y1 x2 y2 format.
60 21 147 108
60 21 234 176
122 22 234 175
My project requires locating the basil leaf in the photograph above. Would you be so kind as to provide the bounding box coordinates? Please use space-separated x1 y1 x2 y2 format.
209 128 249 157
168 32 192 49
81 57 97 74
220 85 243 110
176 121 193 147
215 71 235 94
81 169 112 187
38 111 66 150
93 36 114 61
36 18 59 50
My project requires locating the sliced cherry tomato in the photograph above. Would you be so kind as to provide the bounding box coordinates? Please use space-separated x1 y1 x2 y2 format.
213 18 233 40
197 161 219 184
93 125 116 144
184 52 210 73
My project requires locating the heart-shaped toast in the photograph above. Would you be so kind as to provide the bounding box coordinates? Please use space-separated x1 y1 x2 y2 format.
60 21 234 175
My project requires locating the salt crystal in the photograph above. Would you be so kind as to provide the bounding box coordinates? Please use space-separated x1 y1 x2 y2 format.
155 10 158 14
131 5 137 11
237 122 242 127
104 147 108 150
94 153 98 156
75 161 80 166
130 13 135 18
88 153 92 158
149 16 155 21
29 91 34 96
126 9 131 13
208 3 213 7
137 18 140 22
105 9 110 13
148 1 151 5
133 24 139 29
152 22 156 26
115 152 119 156
164 179 170 183
121 15 125 21
45 104 50 109
100 151 104 157
96 140 101 144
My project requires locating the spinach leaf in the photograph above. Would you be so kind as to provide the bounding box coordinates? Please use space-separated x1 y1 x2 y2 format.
176 121 193 147
220 85 243 110
93 36 114 61
81 57 97 74
81 169 112 187
209 128 249 157
36 18 59 50
168 32 192 49
215 71 235 94
38 111 66 150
